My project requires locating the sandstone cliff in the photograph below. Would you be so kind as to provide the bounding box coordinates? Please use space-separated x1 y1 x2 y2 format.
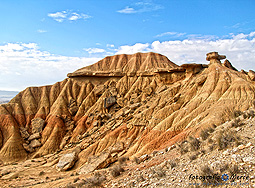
0 52 254 166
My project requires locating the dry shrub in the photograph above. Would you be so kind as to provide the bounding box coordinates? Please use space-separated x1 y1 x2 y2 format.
169 160 177 169
86 172 106 186
200 129 210 140
177 140 189 154
216 130 241 150
189 154 197 161
200 165 221 185
233 110 243 118
207 127 215 133
110 165 125 177
118 156 128 164
231 118 244 128
188 136 201 151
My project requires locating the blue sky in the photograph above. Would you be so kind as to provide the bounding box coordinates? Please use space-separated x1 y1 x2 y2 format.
0 0 255 91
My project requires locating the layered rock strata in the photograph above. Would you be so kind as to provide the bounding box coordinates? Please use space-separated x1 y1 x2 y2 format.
0 52 254 168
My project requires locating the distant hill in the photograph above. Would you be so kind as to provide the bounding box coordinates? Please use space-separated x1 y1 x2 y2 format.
0 90 19 104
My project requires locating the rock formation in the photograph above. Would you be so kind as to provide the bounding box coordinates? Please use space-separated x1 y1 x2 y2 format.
0 52 254 170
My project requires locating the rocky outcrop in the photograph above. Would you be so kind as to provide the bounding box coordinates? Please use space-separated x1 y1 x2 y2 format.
206 51 226 64
0 52 254 165
68 52 178 77
56 147 81 171
248 70 255 81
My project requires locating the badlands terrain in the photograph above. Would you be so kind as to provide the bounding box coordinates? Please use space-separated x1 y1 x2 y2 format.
0 52 255 187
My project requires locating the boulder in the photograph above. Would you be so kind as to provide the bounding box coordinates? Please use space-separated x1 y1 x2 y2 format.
29 139 42 148
28 133 41 141
23 143 34 153
19 127 30 140
56 147 81 171
78 151 116 174
104 96 116 108
130 103 141 110
140 154 149 163
110 142 124 153
31 118 45 134
206 52 226 62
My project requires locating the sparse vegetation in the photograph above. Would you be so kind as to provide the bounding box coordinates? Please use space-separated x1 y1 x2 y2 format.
233 110 243 118
110 165 125 177
231 118 244 127
151 167 166 178
216 130 241 150
200 129 210 140
86 172 106 186
178 141 189 154
168 160 177 169
207 127 215 133
189 154 197 161
200 165 221 185
118 156 128 164
188 136 201 151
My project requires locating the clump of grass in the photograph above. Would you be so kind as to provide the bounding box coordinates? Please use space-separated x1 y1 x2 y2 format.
189 154 198 161
200 165 221 185
168 160 177 169
188 136 201 151
178 141 189 154
216 130 241 150
233 110 243 118
153 167 166 177
110 165 125 177
207 127 215 133
118 156 128 164
86 172 106 186
208 144 214 151
200 129 210 140
231 118 244 127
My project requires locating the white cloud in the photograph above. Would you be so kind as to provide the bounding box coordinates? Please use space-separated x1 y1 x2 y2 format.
0 43 100 91
48 10 91 22
155 32 186 38
117 1 163 14
117 7 136 14
37 29 47 33
114 32 255 71
116 43 150 54
84 48 106 54
107 44 115 48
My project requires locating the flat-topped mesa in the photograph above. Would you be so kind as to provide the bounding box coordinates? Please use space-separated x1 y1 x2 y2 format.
206 52 226 65
68 52 179 78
